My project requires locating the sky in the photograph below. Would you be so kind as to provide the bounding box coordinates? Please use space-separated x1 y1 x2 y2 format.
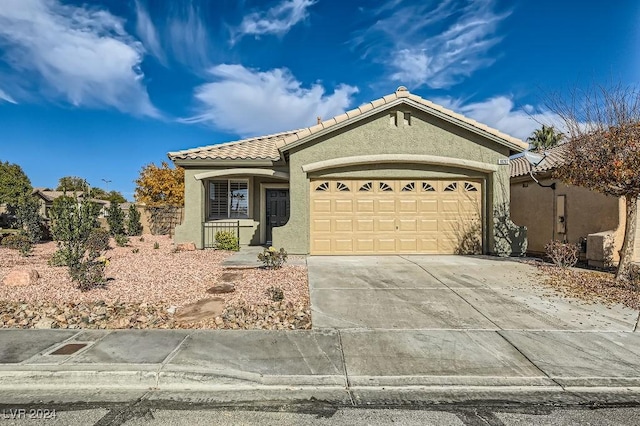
0 0 638 200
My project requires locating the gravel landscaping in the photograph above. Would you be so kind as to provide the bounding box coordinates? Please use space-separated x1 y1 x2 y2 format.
536 263 640 311
0 235 310 329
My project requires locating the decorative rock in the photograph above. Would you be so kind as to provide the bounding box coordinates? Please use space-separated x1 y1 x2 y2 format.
220 272 243 282
176 242 197 251
206 283 236 294
175 298 224 323
34 318 54 329
2 269 39 286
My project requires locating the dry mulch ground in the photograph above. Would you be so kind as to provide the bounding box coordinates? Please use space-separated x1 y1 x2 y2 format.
535 262 640 311
0 235 310 329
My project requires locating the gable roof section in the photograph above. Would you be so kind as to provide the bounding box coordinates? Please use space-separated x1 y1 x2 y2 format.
169 87 528 163
510 144 568 178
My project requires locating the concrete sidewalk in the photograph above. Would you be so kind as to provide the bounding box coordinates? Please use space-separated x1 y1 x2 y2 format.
1 328 640 405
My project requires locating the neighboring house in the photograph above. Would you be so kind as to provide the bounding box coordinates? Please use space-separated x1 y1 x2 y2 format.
510 144 640 267
32 188 110 218
169 87 528 255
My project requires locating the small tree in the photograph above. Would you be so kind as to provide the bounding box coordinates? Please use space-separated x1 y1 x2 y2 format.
0 161 32 208
135 162 185 206
56 176 88 192
50 194 100 266
49 194 106 290
527 125 564 151
126 204 143 236
548 83 640 280
106 202 126 236
15 195 43 243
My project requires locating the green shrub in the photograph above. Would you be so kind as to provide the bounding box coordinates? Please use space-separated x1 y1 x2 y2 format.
545 240 579 268
114 234 129 247
14 196 43 243
215 231 239 251
132 248 140 254
126 204 143 236
70 257 108 291
49 194 105 290
48 250 68 267
85 228 110 254
1 233 32 256
106 202 126 236
153 241 159 249
258 246 288 269
266 286 284 302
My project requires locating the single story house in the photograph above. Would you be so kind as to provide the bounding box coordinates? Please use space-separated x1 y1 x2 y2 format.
32 188 111 219
510 144 640 267
169 87 529 255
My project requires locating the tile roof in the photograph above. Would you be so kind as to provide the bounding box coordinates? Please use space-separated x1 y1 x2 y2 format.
169 87 528 162
168 129 303 161
510 144 568 178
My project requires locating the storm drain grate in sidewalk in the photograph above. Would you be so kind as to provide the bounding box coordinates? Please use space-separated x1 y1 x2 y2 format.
50 343 87 355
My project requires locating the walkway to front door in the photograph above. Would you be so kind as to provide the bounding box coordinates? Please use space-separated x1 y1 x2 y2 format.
265 189 290 244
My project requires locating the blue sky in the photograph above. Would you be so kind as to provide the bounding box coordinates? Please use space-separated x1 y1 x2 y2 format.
0 0 638 200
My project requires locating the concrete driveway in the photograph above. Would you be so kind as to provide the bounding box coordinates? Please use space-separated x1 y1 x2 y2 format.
308 256 640 331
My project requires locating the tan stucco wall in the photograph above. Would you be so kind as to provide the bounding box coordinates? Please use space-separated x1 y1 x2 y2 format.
510 176 622 262
272 107 521 255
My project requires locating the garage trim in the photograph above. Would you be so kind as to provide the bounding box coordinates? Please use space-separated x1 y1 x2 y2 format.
301 154 499 174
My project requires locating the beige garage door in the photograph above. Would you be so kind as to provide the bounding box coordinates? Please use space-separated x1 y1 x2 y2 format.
310 179 482 255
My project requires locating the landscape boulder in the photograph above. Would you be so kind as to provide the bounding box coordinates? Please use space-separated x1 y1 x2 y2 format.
176 242 197 251
175 298 224 323
2 269 39 286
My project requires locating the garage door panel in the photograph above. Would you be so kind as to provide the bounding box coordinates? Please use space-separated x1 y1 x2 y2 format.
419 199 437 213
377 219 396 232
398 199 417 212
398 238 418 252
419 219 438 232
356 199 374 212
333 238 354 253
312 199 331 212
312 239 332 253
310 179 482 255
398 219 417 232
376 238 397 252
312 219 331 232
356 219 374 232
334 199 353 213
376 199 396 212
355 239 375 252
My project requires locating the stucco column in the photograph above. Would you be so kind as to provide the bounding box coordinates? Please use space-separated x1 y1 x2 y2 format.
174 169 205 248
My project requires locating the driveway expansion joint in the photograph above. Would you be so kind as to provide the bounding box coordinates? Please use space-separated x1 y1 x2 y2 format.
495 330 565 391
337 330 356 406
634 311 640 332
399 255 503 330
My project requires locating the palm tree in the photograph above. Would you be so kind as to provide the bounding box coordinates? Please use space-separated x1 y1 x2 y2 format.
527 125 564 151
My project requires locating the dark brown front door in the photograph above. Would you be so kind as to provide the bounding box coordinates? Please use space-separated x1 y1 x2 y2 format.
266 189 290 244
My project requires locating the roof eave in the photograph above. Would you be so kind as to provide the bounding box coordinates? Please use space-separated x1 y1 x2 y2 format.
170 158 281 167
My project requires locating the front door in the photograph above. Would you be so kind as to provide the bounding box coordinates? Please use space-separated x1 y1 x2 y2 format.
266 189 290 244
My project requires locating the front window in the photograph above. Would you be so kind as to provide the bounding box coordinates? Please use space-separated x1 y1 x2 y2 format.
208 180 249 219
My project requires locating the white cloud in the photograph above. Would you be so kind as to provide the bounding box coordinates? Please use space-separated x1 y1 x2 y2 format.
354 0 509 89
0 0 158 116
434 96 564 140
135 0 165 64
134 0 210 71
0 88 16 104
181 64 358 136
232 0 316 44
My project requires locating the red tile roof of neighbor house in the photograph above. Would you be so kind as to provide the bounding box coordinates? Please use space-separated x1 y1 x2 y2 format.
168 87 528 162
510 144 568 178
